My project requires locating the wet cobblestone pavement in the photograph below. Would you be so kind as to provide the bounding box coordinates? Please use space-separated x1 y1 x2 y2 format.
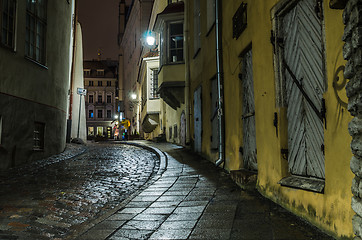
79 141 334 240
0 142 159 240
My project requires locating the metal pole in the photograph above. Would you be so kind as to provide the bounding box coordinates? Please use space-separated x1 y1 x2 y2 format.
77 94 81 138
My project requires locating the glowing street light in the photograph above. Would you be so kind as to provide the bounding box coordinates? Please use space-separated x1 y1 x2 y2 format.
131 93 137 100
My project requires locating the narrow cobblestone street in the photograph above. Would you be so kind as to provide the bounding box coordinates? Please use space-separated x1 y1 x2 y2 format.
0 142 160 240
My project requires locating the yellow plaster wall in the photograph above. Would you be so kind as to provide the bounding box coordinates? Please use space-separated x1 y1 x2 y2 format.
220 0 354 238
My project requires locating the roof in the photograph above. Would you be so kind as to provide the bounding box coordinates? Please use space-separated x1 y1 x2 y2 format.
158 1 184 15
83 60 118 78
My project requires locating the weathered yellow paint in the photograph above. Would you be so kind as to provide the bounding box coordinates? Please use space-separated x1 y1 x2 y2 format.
187 0 354 238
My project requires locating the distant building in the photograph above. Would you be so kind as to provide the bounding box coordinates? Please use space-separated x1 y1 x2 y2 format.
0 0 74 169
83 60 118 139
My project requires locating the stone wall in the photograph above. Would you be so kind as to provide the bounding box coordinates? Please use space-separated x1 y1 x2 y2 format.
344 0 362 239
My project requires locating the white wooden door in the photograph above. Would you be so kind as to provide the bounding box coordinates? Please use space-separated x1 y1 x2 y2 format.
194 87 202 153
241 49 257 171
282 0 325 179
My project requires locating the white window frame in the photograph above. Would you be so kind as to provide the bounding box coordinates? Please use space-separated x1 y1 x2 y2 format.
167 21 184 63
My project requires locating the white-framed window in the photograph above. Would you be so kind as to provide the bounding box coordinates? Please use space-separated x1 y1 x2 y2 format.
25 0 47 64
168 22 183 63
1 0 17 49
150 69 159 99
96 69 104 76
193 0 201 54
207 0 216 32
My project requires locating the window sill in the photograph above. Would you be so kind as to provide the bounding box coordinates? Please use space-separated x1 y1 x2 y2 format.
25 56 48 69
278 175 325 193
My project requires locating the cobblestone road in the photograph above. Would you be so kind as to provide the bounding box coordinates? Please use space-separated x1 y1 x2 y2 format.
0 142 160 240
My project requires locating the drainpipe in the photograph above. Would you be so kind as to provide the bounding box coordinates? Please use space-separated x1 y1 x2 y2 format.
215 0 225 167
184 0 191 145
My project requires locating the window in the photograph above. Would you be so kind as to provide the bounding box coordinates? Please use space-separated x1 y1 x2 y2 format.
89 110 93 118
207 0 216 32
25 0 47 64
1 0 16 49
96 69 104 76
84 69 91 76
97 110 103 118
107 81 111 86
89 81 94 86
97 126 103 136
169 127 172 139
88 127 94 135
33 122 45 150
98 81 102 86
89 95 93 103
106 110 111 118
169 22 183 63
107 95 111 103
194 0 201 54
150 69 159 99
98 94 102 103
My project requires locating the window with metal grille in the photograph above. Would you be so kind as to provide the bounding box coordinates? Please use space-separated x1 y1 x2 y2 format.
107 95 112 103
169 22 183 63
97 110 103 118
1 0 16 49
98 94 102 103
25 0 47 64
106 110 111 119
33 122 45 150
150 69 159 99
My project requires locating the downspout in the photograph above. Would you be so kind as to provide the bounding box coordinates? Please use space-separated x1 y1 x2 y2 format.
215 0 225 167
184 0 191 145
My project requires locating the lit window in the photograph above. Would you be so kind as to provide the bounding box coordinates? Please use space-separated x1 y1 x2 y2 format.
89 95 93 103
150 69 159 99
84 69 91 76
96 69 104 76
88 127 94 135
97 126 103 136
25 0 47 64
89 110 93 118
1 0 16 49
33 122 45 150
169 22 183 63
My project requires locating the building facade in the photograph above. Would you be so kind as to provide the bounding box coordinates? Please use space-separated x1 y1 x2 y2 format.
185 0 354 238
84 60 118 139
0 0 74 169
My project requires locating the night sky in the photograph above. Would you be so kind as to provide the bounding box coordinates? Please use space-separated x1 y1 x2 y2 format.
78 0 121 61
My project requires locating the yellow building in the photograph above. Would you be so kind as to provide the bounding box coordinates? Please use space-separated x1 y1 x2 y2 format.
185 0 354 238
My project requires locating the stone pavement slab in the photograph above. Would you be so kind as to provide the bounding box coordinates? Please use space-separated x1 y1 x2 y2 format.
79 141 334 240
